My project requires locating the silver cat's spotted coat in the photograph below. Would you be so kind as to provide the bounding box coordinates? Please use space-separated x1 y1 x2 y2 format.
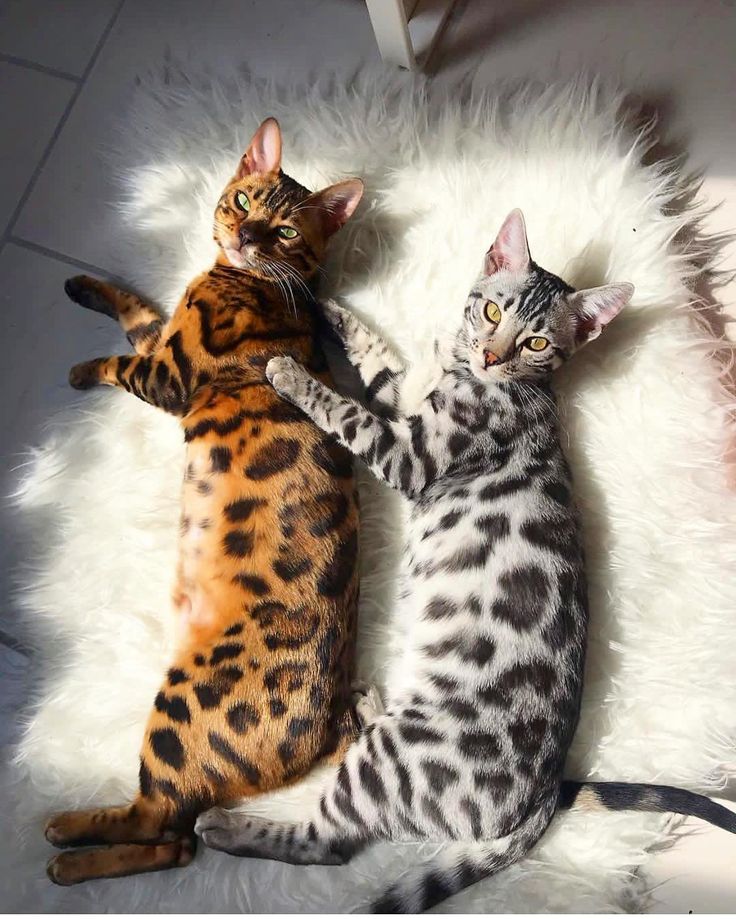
197 211 736 912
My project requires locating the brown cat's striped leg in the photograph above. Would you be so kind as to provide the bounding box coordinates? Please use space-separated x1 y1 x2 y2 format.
47 837 195 886
65 275 165 355
44 791 197 884
68 348 195 414
45 799 170 848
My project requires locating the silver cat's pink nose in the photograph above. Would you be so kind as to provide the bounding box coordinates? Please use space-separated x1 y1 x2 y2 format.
484 350 501 367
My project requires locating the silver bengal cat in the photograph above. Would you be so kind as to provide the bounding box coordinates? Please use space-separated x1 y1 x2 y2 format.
197 210 736 912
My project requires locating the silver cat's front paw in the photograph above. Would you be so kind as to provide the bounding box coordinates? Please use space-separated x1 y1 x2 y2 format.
265 356 306 397
319 299 352 334
319 297 343 319
351 680 385 729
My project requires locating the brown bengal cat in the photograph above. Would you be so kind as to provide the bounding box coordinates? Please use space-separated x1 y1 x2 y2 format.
44 117 365 885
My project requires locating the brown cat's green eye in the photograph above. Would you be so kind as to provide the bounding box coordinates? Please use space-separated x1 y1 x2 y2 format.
278 226 298 240
484 301 502 324
526 336 549 352
235 191 250 212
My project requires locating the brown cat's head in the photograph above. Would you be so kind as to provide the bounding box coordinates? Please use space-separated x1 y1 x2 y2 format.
214 118 363 282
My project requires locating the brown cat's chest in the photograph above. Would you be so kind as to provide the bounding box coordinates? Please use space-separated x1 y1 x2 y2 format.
180 270 313 362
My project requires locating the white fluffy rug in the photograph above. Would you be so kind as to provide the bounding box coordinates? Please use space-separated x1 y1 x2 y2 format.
3 67 736 913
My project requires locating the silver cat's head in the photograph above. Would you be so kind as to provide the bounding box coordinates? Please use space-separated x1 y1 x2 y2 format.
462 209 634 383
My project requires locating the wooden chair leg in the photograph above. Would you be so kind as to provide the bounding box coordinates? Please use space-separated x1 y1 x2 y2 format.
365 0 457 71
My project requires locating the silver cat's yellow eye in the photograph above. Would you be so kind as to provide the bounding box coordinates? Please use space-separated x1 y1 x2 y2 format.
484 301 502 324
235 191 250 212
526 336 549 352
278 226 299 239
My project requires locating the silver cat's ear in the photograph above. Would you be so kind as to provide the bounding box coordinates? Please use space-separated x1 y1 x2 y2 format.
569 282 634 346
484 209 531 275
236 117 282 178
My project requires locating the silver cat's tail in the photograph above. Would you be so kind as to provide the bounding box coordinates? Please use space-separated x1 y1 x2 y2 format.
559 780 736 833
368 783 736 913
368 796 556 913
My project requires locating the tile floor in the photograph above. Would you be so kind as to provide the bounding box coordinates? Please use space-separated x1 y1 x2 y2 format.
1 0 735 911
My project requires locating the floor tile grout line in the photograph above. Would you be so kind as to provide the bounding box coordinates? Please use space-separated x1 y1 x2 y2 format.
0 52 81 83
1 0 128 246
0 1 128 656
8 235 127 283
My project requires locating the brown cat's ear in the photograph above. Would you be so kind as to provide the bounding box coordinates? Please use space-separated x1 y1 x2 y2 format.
302 178 364 237
569 282 634 346
485 209 531 275
236 117 282 177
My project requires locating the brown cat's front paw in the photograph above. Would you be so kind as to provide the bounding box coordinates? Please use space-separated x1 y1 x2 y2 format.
68 359 103 390
64 275 116 318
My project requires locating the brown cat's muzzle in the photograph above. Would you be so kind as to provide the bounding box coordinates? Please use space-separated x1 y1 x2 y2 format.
239 227 256 246
222 235 259 269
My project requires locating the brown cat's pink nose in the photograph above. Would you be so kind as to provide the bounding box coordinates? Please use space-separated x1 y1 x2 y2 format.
484 350 501 367
239 227 255 246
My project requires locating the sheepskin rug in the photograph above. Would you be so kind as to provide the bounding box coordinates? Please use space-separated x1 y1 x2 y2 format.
2 67 736 913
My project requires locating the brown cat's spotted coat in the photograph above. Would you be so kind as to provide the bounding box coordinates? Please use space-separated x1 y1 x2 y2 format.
44 118 365 885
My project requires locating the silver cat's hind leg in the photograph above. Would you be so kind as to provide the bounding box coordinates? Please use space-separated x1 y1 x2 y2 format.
197 683 385 867
195 811 361 866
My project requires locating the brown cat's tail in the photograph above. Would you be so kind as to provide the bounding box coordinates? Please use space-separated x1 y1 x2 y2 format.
560 780 736 833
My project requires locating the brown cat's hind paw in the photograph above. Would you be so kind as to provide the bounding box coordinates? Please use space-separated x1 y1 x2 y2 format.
47 838 194 885
44 819 67 848
47 853 76 886
44 812 82 848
